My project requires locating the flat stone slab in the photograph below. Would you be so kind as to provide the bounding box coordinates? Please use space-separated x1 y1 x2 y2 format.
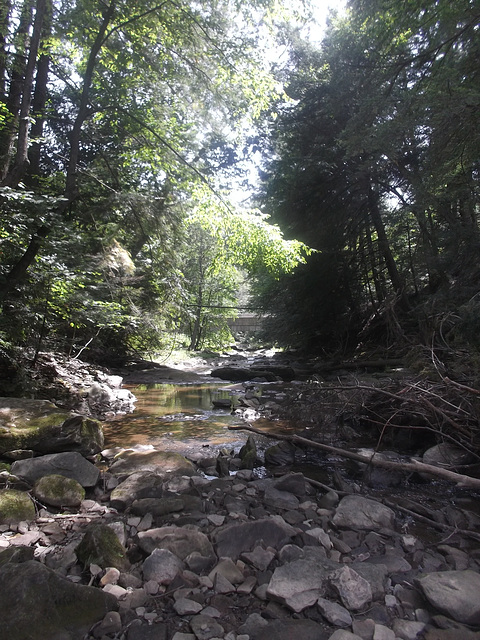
109 449 196 478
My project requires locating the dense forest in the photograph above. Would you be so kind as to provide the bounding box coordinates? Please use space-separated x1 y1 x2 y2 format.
0 0 479 372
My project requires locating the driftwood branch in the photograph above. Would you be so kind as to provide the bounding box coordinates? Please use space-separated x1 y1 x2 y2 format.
229 423 480 490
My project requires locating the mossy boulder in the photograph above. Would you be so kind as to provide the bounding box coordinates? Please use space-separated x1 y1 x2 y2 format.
33 474 85 507
0 398 104 456
0 489 36 524
76 523 130 571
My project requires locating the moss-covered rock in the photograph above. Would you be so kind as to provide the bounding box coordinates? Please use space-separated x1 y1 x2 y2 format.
75 524 130 571
0 489 36 524
0 398 103 456
33 474 85 507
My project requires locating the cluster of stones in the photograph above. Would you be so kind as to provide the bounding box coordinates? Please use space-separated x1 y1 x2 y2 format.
1 442 480 640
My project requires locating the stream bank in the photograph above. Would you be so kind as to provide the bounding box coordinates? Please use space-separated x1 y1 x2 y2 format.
1 349 480 640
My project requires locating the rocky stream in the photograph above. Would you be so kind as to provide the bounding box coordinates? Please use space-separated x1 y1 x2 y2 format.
1 350 480 640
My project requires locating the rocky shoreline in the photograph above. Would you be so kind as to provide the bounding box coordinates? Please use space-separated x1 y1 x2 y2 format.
1 437 480 640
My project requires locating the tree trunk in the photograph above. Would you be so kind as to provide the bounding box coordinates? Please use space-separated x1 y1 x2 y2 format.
0 0 34 181
0 0 11 100
27 0 52 181
2 0 47 187
367 180 407 304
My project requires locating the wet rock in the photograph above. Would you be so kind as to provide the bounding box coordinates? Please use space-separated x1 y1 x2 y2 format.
0 488 36 524
75 523 130 571
109 449 197 478
416 570 480 624
332 495 395 530
33 473 85 507
0 559 117 640
11 451 100 487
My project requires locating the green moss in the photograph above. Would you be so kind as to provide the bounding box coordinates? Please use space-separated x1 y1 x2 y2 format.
76 524 129 571
34 474 85 507
0 489 36 524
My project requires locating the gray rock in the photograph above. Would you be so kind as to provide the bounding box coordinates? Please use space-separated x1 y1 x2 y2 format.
350 562 388 600
256 619 330 640
263 485 300 510
329 565 373 611
238 612 269 637
11 451 100 487
317 597 352 627
138 526 215 560
267 547 338 607
423 443 473 469
126 623 168 640
189 614 224 640
0 559 117 640
142 548 184 585
33 473 85 507
332 495 395 530
109 471 165 510
264 440 297 466
328 632 363 640
174 598 203 615
392 619 426 639
131 496 185 516
214 516 296 559
273 472 306 497
241 545 276 571
416 570 480 624
109 449 197 478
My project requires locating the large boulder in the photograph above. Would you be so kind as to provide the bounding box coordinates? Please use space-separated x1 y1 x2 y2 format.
0 559 117 640
0 398 103 456
11 451 100 487
108 449 197 478
33 474 85 508
416 570 480 625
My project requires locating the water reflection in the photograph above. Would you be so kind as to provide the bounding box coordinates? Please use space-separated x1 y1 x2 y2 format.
103 383 248 453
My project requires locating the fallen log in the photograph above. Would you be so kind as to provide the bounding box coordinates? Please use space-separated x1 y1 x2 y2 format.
228 423 480 490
